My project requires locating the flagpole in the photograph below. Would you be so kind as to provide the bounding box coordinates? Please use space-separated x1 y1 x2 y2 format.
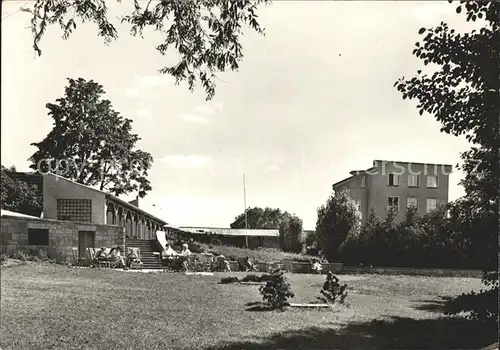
243 173 248 248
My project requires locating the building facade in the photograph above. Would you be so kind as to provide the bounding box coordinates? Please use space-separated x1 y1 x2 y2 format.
42 173 167 239
332 160 452 222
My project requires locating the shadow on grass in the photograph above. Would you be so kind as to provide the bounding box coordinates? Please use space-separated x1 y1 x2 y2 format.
413 296 453 313
245 301 280 312
209 316 498 349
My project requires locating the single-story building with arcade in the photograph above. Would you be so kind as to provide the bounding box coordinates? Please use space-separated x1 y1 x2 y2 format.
1 172 282 266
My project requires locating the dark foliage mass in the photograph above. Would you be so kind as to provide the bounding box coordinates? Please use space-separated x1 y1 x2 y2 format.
394 0 499 321
0 166 42 216
29 78 153 198
22 0 270 100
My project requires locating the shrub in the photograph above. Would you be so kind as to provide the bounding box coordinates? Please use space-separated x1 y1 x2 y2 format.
219 276 239 284
189 242 205 254
1 253 9 263
259 268 294 310
444 283 498 321
240 274 273 283
241 274 261 282
11 249 28 261
316 271 348 304
36 249 50 262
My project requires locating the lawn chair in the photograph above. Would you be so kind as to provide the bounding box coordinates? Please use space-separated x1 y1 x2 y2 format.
199 253 214 272
109 247 126 269
95 248 112 269
127 247 143 270
86 247 96 267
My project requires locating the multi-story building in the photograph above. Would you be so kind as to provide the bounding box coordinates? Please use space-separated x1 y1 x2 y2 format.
332 160 452 222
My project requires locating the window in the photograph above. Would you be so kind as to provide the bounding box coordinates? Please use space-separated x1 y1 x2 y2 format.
28 228 49 246
407 197 418 209
408 174 419 187
426 198 437 213
426 175 438 188
57 199 92 223
387 196 399 211
360 176 366 188
388 173 400 186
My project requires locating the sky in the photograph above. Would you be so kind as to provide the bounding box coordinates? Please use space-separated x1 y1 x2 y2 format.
1 1 476 229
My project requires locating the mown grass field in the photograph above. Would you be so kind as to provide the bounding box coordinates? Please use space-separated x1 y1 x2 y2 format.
1 263 496 349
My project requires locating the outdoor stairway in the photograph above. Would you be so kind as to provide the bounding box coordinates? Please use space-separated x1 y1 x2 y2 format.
126 239 162 269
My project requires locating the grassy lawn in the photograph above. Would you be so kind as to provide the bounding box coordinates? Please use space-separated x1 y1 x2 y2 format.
1 263 496 349
199 244 315 262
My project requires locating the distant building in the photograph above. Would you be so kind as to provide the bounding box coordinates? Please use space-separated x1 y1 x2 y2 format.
178 226 279 249
332 160 452 223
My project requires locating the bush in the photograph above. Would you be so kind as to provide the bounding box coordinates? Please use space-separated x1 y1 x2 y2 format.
259 268 294 310
240 274 273 283
1 253 9 263
188 242 205 254
316 271 348 304
241 274 261 282
219 276 239 284
11 249 28 261
36 249 50 261
444 286 498 321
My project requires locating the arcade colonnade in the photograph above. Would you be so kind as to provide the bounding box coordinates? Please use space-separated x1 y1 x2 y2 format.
105 199 165 240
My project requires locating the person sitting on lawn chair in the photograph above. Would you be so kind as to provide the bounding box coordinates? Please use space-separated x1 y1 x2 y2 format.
126 248 141 268
96 247 109 261
216 254 231 272
180 243 191 272
311 258 323 274
245 256 257 272
109 247 125 268
161 242 179 268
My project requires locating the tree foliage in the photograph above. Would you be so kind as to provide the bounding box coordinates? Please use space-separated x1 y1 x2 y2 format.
21 0 270 100
230 207 291 229
339 205 473 269
278 214 304 253
315 189 361 262
0 166 42 216
395 0 499 320
29 78 153 198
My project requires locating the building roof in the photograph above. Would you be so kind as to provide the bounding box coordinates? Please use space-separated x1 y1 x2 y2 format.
373 159 453 168
332 175 357 189
1 209 41 219
332 159 453 189
44 173 168 225
179 226 279 237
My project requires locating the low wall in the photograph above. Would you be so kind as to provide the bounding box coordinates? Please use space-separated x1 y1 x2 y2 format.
1 215 125 263
339 266 482 278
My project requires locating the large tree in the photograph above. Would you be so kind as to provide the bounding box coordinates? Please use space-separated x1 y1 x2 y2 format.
29 78 153 198
21 0 270 101
279 214 304 253
1 165 42 216
230 207 290 229
395 0 499 320
316 189 361 262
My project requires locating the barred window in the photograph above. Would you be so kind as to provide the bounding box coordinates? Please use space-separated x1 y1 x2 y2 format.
57 199 92 223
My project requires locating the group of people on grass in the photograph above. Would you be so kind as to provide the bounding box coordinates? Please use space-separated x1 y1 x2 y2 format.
160 241 258 273
95 247 140 269
161 242 192 271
